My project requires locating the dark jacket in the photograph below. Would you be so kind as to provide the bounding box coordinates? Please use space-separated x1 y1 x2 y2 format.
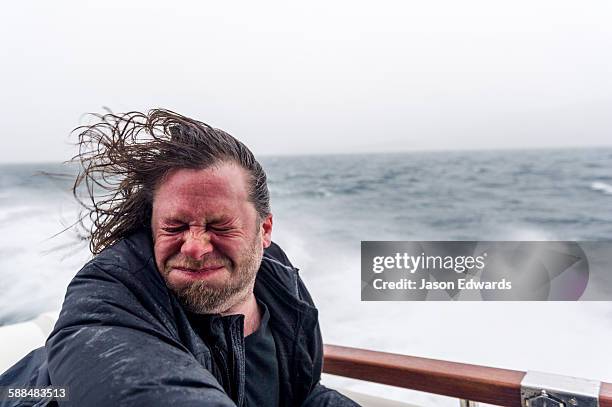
0 230 359 407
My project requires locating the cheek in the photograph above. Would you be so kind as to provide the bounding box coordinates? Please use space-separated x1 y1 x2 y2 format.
154 236 183 269
209 234 246 260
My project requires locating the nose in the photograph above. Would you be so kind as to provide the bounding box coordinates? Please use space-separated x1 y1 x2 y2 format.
180 229 213 260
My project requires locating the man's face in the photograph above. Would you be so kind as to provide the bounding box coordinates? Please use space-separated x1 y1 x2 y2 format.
151 162 272 314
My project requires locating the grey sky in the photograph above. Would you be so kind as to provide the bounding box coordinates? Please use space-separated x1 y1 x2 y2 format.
1 0 611 163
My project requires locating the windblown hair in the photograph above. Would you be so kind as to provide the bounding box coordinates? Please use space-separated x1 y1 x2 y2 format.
72 109 270 255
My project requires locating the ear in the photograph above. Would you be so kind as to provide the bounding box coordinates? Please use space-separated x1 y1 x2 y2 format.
260 213 273 248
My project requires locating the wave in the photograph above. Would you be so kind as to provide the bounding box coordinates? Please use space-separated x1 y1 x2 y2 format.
591 181 612 195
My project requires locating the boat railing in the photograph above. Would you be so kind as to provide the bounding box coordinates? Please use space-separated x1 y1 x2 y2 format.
323 344 612 407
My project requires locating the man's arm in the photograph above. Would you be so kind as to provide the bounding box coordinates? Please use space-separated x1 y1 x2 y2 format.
46 262 236 407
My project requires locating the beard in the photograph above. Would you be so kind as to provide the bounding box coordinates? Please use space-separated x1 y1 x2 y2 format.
162 235 263 315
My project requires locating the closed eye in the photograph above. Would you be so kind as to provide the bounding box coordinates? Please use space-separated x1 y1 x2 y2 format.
208 226 232 233
162 225 188 233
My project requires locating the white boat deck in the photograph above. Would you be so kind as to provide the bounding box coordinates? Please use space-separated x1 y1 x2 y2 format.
0 311 58 373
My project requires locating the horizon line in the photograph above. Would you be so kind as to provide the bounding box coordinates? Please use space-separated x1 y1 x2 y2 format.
1 144 611 165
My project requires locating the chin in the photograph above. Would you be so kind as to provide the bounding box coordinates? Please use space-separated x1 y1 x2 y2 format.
171 278 253 315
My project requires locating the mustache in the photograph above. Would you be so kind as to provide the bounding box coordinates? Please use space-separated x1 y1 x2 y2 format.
166 255 231 270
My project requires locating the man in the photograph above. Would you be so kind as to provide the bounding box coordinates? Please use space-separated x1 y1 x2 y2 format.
0 110 358 406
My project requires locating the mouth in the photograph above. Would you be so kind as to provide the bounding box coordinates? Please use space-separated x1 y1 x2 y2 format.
172 265 225 273
168 265 226 283
171 266 223 276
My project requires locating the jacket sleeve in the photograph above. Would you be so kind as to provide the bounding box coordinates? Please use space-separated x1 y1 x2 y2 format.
46 262 236 407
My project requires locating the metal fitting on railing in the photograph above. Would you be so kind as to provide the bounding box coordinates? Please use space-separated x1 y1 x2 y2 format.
521 371 601 407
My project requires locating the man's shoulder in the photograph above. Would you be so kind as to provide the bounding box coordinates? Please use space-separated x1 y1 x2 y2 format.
260 242 299 293
52 229 175 342
258 242 318 311
86 229 154 274
69 231 165 298
263 241 296 269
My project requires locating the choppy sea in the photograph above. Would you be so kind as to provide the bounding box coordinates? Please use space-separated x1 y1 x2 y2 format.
1 148 611 405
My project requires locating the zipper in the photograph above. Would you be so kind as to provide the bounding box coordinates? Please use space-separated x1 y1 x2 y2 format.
212 344 233 399
229 317 246 407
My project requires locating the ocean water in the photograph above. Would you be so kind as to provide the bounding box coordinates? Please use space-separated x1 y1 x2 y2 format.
1 148 612 405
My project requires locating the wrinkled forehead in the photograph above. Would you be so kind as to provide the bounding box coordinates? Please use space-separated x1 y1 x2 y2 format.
152 163 251 209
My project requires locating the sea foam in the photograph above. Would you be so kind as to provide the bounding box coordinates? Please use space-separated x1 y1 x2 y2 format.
591 181 612 195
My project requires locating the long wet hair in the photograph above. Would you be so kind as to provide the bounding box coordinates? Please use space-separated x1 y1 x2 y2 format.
71 109 270 255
